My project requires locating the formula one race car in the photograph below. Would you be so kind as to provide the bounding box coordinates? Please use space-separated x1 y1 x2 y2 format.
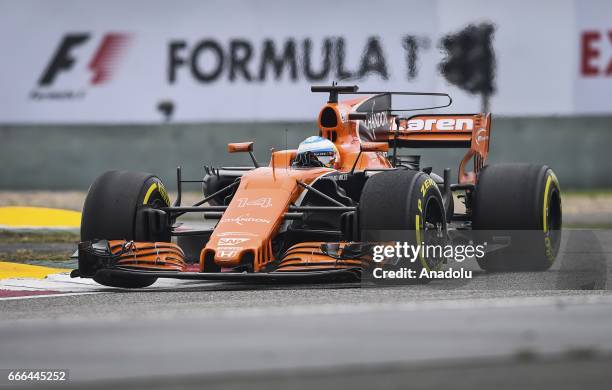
73 85 562 288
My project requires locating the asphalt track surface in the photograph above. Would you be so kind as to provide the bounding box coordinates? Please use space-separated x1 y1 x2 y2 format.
1 229 612 389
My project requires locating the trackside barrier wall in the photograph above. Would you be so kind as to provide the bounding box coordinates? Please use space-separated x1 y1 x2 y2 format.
0 116 611 190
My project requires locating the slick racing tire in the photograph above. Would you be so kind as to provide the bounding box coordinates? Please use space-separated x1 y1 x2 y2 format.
359 169 447 279
81 170 172 288
472 164 562 272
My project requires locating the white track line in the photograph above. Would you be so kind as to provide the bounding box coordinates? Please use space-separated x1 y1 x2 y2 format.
0 272 223 300
0 291 103 301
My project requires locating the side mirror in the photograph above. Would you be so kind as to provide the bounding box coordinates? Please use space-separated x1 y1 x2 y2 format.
360 142 389 153
228 142 254 153
228 142 259 168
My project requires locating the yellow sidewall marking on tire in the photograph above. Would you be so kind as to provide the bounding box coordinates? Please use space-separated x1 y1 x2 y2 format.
415 214 430 271
543 175 553 232
143 183 158 205
0 261 70 280
158 183 170 205
0 207 81 228
542 172 560 263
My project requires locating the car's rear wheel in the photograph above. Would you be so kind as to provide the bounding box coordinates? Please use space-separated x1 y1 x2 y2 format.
359 169 447 279
81 170 172 288
472 164 562 272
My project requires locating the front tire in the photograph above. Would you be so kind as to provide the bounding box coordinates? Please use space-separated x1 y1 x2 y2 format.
359 169 447 277
80 170 172 288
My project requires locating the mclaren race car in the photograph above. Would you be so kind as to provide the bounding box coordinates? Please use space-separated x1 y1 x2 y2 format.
73 85 562 288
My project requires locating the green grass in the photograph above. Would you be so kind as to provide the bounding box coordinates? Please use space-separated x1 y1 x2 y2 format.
0 250 73 263
0 231 77 265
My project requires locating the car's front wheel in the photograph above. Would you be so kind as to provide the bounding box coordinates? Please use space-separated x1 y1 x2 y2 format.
359 169 447 279
80 170 172 288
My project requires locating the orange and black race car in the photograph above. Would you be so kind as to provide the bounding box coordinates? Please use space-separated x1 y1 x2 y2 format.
73 85 562 288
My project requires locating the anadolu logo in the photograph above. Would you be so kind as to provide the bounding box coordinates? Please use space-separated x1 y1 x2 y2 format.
31 32 131 100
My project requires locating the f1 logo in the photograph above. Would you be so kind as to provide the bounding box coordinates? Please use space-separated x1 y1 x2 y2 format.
38 34 89 85
38 33 131 86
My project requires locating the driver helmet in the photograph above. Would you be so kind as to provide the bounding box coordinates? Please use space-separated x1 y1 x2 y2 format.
293 136 340 168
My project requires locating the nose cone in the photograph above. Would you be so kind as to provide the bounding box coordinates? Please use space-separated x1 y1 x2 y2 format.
202 168 299 270
201 166 333 272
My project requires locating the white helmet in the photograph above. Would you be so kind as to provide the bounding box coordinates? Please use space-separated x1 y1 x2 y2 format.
293 136 339 168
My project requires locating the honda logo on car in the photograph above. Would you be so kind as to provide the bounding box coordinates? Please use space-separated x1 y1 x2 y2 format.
216 247 242 259
406 118 474 131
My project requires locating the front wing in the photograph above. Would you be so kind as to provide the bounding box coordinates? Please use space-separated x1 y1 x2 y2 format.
94 267 362 284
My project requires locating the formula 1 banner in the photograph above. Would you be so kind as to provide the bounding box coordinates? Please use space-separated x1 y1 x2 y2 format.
0 0 610 123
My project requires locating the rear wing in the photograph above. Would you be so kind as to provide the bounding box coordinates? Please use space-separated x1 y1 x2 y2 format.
387 113 492 184
309 86 491 185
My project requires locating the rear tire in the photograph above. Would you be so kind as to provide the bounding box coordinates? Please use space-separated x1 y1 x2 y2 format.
80 170 172 288
359 169 447 278
472 164 562 272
